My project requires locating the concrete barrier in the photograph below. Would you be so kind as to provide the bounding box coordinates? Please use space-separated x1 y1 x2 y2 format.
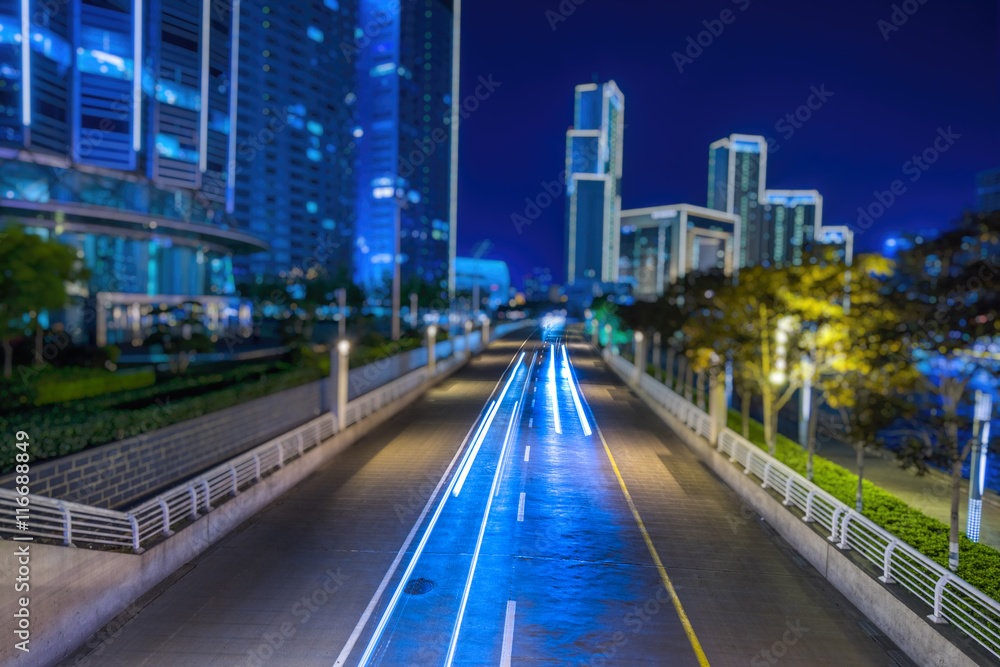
607 361 989 667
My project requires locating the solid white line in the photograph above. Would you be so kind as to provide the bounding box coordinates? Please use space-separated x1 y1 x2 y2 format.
501 600 516 666
496 350 535 500
454 352 524 497
562 345 593 436
548 344 561 434
444 400 521 666
336 400 487 667
524 446 530 462
343 349 527 667
517 493 525 522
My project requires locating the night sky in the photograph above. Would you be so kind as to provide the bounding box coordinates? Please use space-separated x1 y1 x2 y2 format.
454 0 999 288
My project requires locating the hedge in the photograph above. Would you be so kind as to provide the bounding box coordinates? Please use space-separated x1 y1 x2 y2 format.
34 369 156 405
725 409 1000 603
0 365 322 473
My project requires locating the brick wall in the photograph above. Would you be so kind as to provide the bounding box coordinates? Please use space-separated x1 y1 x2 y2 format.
1 379 331 509
0 328 502 510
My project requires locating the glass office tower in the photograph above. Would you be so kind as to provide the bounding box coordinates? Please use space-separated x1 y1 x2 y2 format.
761 189 823 266
618 204 739 299
354 0 457 300
565 80 624 285
0 0 267 337
0 0 267 297
230 0 359 281
707 134 767 268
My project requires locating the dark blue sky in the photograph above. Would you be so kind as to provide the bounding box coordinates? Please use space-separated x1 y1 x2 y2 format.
454 0 999 288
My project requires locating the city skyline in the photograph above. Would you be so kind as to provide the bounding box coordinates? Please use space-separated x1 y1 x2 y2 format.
456 0 998 288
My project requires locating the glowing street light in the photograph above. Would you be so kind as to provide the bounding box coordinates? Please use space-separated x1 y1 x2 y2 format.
427 325 438 375
967 389 992 543
633 331 645 384
332 339 350 431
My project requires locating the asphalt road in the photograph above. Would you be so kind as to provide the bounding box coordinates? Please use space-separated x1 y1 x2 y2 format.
61 323 911 666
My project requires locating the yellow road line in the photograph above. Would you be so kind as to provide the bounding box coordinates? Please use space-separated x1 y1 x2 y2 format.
597 426 711 667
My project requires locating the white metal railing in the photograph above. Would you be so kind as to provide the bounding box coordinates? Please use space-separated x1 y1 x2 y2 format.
609 352 1000 660
0 349 460 554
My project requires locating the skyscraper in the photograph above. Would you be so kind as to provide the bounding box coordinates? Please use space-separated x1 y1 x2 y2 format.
619 204 739 298
977 168 1000 214
229 0 359 281
353 0 458 300
707 134 767 268
761 189 823 266
565 80 624 285
0 0 267 343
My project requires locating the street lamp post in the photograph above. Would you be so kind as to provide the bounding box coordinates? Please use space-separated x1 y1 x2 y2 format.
409 292 418 329
799 354 815 448
633 331 645 384
464 319 474 360
336 288 347 340
967 389 992 543
332 339 350 432
652 331 662 382
427 325 438 376
482 317 490 348
603 323 613 357
591 318 599 347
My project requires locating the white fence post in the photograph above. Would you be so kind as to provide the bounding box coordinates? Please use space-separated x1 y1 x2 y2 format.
929 574 950 624
879 540 899 584
157 497 174 536
127 512 143 553
57 500 74 547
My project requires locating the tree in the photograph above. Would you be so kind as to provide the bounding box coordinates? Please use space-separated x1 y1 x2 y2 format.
0 226 87 378
683 265 807 454
145 302 215 373
891 211 1000 570
824 323 918 512
793 253 899 481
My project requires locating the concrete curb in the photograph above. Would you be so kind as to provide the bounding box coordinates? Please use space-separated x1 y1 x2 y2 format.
1 354 471 667
605 360 990 667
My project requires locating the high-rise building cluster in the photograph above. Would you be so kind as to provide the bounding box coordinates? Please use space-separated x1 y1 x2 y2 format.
565 80 853 300
0 0 458 344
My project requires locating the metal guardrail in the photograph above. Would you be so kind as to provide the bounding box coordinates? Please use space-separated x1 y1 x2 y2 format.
0 352 461 554
608 353 1000 660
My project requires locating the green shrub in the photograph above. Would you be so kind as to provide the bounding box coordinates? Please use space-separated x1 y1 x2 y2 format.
0 366 322 473
34 369 155 405
725 410 1000 603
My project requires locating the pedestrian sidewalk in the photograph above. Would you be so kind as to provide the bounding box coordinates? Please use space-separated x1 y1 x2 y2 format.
812 434 1000 550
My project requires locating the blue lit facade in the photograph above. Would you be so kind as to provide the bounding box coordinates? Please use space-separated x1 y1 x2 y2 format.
707 134 767 268
231 0 358 280
454 256 509 309
761 189 823 266
0 0 266 311
565 80 624 285
354 0 455 299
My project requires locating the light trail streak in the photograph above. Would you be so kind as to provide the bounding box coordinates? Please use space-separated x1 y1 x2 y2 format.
444 397 522 666
548 343 561 434
453 351 524 497
562 344 592 436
